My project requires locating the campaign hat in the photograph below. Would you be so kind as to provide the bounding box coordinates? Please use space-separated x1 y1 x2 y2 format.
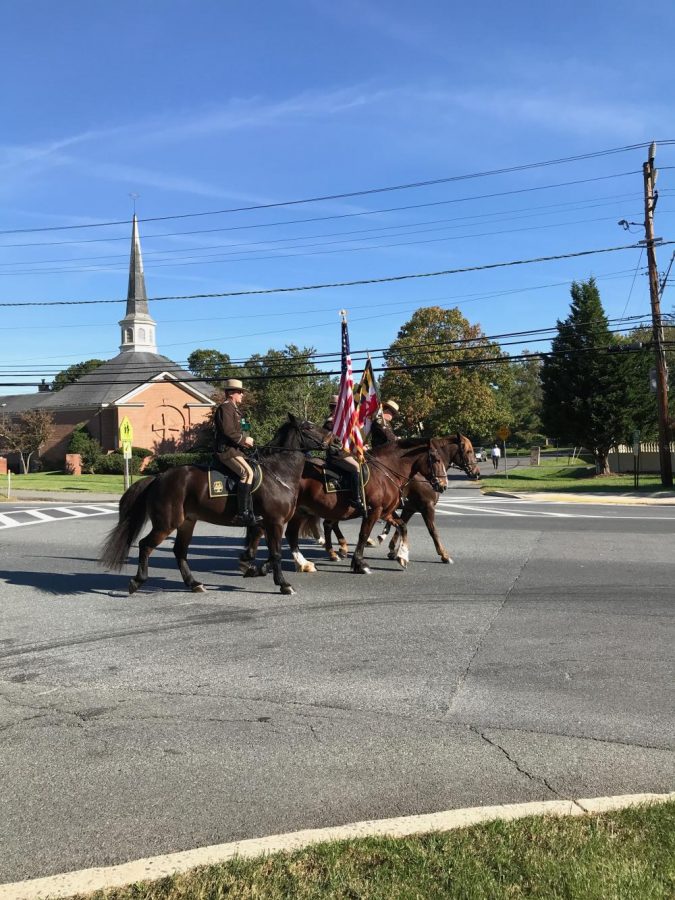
223 378 247 392
383 399 400 414
329 394 339 406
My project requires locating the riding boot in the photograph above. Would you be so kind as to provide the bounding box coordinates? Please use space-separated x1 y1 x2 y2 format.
236 482 262 526
348 470 365 515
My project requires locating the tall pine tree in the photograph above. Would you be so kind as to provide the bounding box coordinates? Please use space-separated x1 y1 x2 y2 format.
541 278 651 474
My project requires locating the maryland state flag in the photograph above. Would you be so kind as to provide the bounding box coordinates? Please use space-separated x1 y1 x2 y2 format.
333 312 364 454
355 356 379 437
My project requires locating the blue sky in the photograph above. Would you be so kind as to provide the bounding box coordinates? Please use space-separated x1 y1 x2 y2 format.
3 0 675 392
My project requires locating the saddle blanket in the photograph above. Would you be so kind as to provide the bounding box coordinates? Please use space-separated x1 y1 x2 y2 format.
208 462 263 499
323 462 370 494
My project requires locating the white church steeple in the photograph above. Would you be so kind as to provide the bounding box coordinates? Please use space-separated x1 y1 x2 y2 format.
118 215 157 353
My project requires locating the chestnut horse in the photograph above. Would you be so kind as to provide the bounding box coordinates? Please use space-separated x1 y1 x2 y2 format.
99 415 328 596
304 433 480 566
241 437 449 576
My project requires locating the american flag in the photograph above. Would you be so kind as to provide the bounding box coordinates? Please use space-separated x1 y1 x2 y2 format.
355 356 379 437
333 313 364 454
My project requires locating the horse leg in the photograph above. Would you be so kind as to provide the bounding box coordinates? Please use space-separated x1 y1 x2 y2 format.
324 519 339 562
421 503 453 564
350 508 381 575
390 514 409 569
387 506 413 560
129 526 171 595
240 525 266 577
287 517 317 573
172 519 206 592
266 522 295 596
377 519 392 545
333 522 349 558
308 515 325 546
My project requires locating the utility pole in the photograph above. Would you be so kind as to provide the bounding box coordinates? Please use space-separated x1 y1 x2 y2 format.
643 142 673 487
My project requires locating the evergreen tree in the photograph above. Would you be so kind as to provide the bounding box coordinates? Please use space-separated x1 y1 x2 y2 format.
52 359 105 391
541 278 651 473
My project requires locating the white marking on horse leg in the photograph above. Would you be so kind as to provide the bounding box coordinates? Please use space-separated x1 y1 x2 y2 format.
292 550 316 573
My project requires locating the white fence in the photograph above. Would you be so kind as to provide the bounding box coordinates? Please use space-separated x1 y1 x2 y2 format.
608 444 675 473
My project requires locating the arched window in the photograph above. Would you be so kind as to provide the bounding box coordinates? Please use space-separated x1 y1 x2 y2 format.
125 328 133 343
138 328 146 341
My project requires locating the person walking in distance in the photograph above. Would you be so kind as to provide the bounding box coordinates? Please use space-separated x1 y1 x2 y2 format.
213 378 262 526
491 442 501 470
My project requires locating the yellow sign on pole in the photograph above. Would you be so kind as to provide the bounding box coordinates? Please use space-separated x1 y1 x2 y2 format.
119 416 134 445
122 441 132 460
496 425 510 441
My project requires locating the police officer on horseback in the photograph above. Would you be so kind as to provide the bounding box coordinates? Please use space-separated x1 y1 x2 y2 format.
323 395 365 515
370 399 400 448
213 378 262 526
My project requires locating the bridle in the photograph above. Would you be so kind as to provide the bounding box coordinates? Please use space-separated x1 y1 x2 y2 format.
448 432 477 478
426 444 448 493
367 440 448 495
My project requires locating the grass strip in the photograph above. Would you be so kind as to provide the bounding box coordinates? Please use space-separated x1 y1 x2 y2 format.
73 801 675 900
0 472 125 494
484 464 671 494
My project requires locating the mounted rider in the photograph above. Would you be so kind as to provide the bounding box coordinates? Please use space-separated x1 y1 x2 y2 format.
369 399 400 449
213 378 262 526
323 394 365 515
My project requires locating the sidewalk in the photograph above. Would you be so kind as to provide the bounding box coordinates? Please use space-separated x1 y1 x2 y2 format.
1 489 121 504
485 489 675 506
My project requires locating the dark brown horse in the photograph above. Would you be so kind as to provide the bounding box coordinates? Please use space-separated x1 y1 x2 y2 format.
241 437 449 576
377 433 480 563
305 433 480 566
99 415 328 596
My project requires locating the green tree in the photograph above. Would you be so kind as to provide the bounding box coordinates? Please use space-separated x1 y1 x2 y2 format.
243 345 336 444
52 359 105 392
541 278 651 474
379 306 508 440
0 409 54 473
505 352 544 446
187 349 233 387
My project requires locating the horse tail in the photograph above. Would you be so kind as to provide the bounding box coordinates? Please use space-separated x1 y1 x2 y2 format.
299 514 320 540
99 476 157 571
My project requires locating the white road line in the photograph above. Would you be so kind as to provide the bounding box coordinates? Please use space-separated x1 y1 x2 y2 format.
1 792 671 900
0 507 116 530
436 503 523 516
22 510 55 521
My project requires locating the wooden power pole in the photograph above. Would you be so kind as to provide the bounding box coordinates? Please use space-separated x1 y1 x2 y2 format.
643 142 673 487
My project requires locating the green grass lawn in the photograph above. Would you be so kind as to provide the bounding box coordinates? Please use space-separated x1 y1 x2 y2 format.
72 801 674 900
0 471 125 494
483 462 672 494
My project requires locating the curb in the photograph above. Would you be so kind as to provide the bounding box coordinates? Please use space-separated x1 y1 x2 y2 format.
1 792 672 900
483 489 675 506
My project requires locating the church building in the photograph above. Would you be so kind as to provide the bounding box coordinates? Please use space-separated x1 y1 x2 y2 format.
0 217 216 467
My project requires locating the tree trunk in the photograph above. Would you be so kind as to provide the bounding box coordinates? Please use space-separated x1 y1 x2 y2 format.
596 451 611 476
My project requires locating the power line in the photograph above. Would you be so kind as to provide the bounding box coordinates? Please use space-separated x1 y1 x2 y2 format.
1 241 664 308
0 142 665 237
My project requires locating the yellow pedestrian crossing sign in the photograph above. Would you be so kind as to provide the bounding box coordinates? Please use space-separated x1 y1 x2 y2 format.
119 416 134 445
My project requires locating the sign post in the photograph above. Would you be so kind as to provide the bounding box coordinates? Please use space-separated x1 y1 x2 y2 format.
119 417 134 492
496 426 510 478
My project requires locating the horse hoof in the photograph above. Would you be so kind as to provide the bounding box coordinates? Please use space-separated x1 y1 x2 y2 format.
128 579 140 595
238 560 251 575
327 552 339 562
317 537 326 546
365 538 375 547
242 566 258 578
280 585 296 596
338 548 349 559
397 559 408 569
191 582 206 592
377 534 385 545
302 563 316 573
386 551 397 560
442 556 454 565
351 565 372 575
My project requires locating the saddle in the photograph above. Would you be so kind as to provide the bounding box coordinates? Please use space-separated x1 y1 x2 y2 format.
307 457 370 494
207 460 263 499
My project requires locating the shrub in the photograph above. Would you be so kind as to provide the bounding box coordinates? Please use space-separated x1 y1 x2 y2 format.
145 452 211 474
68 424 103 473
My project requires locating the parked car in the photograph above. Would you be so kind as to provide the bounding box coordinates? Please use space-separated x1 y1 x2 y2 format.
474 447 485 462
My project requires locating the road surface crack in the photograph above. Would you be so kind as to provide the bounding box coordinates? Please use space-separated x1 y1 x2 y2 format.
469 725 586 810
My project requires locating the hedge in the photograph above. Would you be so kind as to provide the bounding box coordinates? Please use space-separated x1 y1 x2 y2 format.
144 452 212 474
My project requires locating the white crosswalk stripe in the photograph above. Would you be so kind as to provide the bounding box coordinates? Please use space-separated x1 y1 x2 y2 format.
434 497 675 521
0 504 117 530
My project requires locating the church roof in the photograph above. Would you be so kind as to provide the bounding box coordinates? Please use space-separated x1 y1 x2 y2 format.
35 352 215 409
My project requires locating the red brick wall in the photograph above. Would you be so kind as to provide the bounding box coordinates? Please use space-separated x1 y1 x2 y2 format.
116 382 213 453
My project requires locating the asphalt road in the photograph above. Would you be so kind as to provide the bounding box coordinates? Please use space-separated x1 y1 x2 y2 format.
1 483 674 883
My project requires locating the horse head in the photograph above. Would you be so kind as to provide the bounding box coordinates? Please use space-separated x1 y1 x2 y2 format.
449 433 481 480
274 414 329 454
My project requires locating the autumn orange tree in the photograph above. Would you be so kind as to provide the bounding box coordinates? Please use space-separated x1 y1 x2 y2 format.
379 306 511 440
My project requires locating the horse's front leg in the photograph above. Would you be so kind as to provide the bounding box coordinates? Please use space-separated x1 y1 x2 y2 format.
387 506 413 561
266 522 295 596
421 503 453 564
350 508 381 575
173 519 206 592
240 525 267 577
